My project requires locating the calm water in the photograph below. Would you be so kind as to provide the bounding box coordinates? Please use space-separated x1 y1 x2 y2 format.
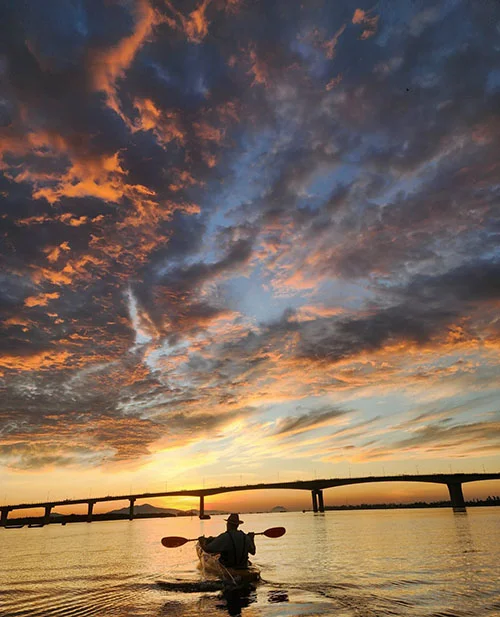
1 508 499 617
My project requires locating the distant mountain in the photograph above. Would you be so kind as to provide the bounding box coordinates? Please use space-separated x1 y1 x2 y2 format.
271 505 288 512
105 503 227 516
106 503 183 516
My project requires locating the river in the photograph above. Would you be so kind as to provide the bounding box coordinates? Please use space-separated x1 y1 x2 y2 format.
1 508 499 617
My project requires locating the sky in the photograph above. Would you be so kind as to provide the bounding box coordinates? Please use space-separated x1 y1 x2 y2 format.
1 0 499 512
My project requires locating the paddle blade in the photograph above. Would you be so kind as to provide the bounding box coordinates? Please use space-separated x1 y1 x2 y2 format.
263 526 286 538
161 536 189 548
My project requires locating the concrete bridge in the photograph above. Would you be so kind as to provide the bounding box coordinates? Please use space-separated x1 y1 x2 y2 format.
1 472 499 525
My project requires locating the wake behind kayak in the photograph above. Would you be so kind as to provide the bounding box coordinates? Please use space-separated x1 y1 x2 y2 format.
156 579 225 592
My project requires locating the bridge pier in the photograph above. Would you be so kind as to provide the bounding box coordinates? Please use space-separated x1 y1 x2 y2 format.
87 501 95 522
447 483 466 512
311 490 318 512
44 505 52 524
129 498 136 520
1 507 11 526
199 495 205 519
317 489 325 512
311 490 325 512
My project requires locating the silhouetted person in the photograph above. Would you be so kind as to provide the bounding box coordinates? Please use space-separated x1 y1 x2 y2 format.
200 513 256 568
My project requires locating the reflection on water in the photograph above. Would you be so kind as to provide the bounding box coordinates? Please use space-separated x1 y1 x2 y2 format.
218 585 258 616
1 508 499 617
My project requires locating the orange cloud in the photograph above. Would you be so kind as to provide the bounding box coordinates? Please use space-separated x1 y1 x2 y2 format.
168 170 200 192
292 305 346 322
164 0 211 44
30 252 107 287
15 215 51 227
0 350 73 374
202 152 218 167
67 216 88 227
326 75 343 90
33 152 127 204
133 98 185 145
4 125 130 209
247 47 269 87
24 292 60 308
30 266 74 286
186 0 211 41
12 141 192 277
3 316 31 327
217 100 240 123
323 24 346 59
352 8 379 39
44 242 70 263
89 0 159 118
193 121 225 143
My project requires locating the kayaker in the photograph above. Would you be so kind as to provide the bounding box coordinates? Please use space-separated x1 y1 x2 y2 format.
199 513 256 569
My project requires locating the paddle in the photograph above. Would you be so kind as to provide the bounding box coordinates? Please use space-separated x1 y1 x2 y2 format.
161 526 286 548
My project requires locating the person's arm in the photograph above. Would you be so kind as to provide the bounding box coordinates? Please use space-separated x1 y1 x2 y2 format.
204 533 228 554
247 532 256 555
198 535 214 549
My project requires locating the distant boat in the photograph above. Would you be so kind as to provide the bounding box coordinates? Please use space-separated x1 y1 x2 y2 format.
199 514 211 520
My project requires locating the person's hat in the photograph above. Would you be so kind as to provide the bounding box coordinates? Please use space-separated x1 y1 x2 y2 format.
225 513 244 525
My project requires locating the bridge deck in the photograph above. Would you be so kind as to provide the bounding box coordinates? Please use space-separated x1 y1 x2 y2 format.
2 472 499 512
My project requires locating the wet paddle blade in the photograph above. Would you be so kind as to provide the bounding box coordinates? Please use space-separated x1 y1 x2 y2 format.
161 536 189 548
262 526 286 538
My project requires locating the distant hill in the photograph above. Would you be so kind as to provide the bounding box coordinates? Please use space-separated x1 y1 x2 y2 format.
271 506 288 512
106 503 183 516
105 503 227 516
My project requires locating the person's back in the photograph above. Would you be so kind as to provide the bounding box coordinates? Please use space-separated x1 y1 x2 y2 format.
202 513 256 568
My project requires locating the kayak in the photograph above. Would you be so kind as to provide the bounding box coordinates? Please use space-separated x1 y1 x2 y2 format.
196 542 261 584
157 579 225 592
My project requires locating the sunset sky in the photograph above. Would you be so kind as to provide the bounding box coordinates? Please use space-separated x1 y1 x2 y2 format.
1 0 499 512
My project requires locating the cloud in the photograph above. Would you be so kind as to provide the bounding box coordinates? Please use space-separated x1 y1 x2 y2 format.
352 8 379 39
88 0 160 118
164 0 211 44
273 406 348 437
388 418 500 457
1 0 499 476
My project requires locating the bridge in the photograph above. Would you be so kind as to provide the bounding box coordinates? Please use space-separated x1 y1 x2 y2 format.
1 472 499 526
